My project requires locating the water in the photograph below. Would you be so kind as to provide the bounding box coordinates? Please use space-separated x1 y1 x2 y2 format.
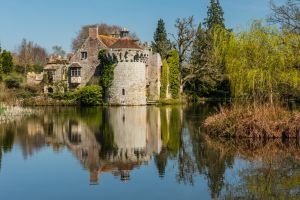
0 104 300 200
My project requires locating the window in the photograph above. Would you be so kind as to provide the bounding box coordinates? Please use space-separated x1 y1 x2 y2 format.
122 89 125 95
70 68 81 77
81 51 88 60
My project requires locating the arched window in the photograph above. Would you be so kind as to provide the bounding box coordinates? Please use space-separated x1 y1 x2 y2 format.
122 89 125 95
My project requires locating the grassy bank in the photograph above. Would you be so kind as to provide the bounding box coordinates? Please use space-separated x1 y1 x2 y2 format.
204 105 300 138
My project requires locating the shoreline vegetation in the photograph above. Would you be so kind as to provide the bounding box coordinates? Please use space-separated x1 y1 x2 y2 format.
0 104 36 124
204 104 300 139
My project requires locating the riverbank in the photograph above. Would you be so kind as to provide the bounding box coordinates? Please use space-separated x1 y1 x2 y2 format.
204 105 300 138
0 105 36 124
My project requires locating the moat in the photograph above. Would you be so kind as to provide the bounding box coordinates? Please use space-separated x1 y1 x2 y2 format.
0 104 300 200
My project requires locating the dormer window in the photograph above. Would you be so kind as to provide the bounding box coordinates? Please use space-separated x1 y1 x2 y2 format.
81 51 88 60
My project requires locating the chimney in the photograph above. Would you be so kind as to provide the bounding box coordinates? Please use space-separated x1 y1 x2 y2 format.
89 27 98 39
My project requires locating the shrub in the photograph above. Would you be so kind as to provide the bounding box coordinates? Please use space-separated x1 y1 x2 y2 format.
75 85 102 106
5 77 22 89
15 65 26 74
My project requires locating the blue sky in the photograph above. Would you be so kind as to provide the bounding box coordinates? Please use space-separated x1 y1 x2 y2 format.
0 0 286 53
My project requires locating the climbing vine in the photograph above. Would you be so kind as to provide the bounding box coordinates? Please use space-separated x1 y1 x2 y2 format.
167 50 180 99
98 49 118 98
160 59 169 99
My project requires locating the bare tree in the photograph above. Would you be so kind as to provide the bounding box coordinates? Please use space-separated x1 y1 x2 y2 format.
171 17 196 74
171 17 196 91
72 23 139 52
268 0 300 33
17 39 47 73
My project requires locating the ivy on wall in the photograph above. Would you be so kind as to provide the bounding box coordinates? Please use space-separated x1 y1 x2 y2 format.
167 50 180 99
160 59 169 99
98 49 118 98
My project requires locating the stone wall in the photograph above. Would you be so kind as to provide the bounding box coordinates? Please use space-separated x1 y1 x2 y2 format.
146 52 161 101
108 49 147 105
70 37 106 87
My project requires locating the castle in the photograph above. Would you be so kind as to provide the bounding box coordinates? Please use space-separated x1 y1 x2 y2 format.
39 27 162 105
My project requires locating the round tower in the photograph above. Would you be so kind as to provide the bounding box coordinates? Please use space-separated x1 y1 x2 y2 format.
107 38 148 105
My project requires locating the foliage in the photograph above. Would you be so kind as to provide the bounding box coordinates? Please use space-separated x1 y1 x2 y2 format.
1 50 14 74
167 50 180 98
216 21 300 103
160 59 169 98
75 85 102 106
204 0 225 30
98 49 117 98
204 104 300 138
151 19 172 59
4 75 23 89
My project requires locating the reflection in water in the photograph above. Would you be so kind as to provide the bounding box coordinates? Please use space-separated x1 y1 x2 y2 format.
0 105 300 199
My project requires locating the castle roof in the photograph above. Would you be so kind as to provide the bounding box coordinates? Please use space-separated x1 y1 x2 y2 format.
109 38 142 50
97 34 142 50
98 35 119 47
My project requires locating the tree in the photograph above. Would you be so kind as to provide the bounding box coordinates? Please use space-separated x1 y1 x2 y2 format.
151 19 172 59
17 39 47 73
268 0 300 33
172 17 196 93
52 45 66 58
219 21 300 103
1 50 14 74
204 0 225 30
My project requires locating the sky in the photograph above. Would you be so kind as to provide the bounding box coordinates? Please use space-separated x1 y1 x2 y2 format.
0 0 286 53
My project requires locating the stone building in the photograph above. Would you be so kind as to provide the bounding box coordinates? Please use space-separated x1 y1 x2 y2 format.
69 27 162 105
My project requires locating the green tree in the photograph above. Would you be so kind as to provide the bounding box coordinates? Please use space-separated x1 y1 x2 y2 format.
167 50 180 99
151 19 172 59
217 21 300 103
1 50 14 74
52 45 66 58
204 0 225 30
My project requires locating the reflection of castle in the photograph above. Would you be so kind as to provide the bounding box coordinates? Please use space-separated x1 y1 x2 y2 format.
24 107 162 184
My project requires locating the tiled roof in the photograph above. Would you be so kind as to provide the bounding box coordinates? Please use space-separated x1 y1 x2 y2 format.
97 35 119 48
69 62 82 68
109 38 142 49
98 35 142 50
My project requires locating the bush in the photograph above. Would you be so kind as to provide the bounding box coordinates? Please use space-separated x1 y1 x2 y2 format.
5 77 22 89
75 85 102 106
15 65 26 74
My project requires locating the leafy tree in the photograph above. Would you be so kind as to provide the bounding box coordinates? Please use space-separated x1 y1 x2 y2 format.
151 19 172 59
268 0 300 33
217 21 300 103
167 50 180 99
1 50 14 74
204 0 225 30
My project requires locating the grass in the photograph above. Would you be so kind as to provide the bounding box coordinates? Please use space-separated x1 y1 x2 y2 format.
204 104 300 139
158 99 184 105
